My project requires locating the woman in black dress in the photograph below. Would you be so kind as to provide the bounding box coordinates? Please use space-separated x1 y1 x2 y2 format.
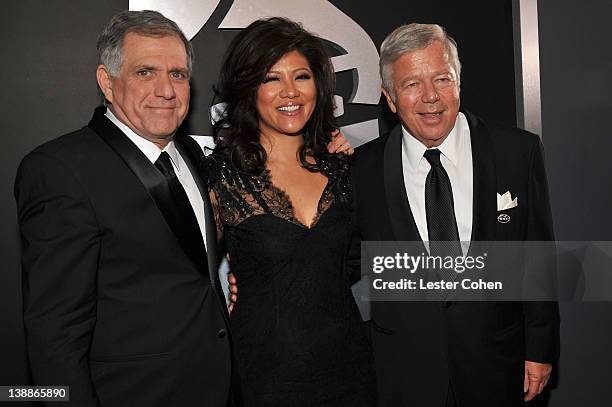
207 17 375 406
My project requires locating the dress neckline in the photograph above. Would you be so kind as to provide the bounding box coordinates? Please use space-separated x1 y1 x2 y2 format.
259 168 332 229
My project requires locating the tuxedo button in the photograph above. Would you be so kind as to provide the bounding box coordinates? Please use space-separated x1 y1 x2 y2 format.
217 328 227 338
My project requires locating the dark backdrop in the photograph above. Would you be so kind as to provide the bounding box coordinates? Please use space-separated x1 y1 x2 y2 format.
0 1 610 406
539 0 612 405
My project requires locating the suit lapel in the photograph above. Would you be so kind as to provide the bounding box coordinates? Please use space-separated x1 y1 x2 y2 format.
175 135 218 272
176 136 231 323
383 125 425 247
464 111 497 243
89 107 208 275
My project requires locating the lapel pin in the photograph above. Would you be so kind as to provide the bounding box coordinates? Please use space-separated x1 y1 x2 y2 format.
497 213 510 224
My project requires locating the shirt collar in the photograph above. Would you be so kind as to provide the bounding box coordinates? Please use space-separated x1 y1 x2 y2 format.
104 107 179 169
401 112 465 171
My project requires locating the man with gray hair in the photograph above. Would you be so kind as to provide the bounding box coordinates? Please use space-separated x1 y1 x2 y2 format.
350 23 559 406
15 10 233 406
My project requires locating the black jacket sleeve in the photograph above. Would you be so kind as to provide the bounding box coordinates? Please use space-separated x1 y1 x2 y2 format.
522 136 560 363
15 151 101 406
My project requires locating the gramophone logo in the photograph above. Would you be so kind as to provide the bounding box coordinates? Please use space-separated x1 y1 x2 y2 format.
130 0 381 146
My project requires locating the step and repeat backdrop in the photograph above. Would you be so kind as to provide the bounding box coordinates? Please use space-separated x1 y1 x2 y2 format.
132 0 518 144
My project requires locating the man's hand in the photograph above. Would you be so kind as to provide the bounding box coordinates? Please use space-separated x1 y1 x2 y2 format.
524 360 552 401
227 272 237 313
327 130 354 155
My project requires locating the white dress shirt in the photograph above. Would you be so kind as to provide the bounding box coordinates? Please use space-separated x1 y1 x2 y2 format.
105 108 207 248
401 112 473 252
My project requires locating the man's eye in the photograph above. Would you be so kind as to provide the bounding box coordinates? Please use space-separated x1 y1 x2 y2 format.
136 70 151 77
171 71 188 79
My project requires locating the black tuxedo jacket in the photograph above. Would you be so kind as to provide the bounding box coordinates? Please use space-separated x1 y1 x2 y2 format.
351 111 560 407
15 107 232 406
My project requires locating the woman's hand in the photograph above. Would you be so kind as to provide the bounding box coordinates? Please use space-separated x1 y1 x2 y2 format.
227 271 238 313
327 130 354 155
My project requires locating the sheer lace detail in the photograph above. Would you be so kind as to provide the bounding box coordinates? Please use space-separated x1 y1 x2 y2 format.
207 154 351 231
205 153 375 406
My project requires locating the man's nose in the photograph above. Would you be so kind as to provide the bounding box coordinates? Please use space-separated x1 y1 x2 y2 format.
155 74 176 99
421 81 440 103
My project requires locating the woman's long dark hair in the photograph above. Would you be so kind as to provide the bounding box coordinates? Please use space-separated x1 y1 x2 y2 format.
212 17 338 174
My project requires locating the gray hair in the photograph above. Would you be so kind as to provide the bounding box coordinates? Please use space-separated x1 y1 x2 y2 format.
379 23 461 99
97 10 193 77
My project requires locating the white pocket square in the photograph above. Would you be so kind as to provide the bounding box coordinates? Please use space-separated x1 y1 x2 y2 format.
497 191 518 211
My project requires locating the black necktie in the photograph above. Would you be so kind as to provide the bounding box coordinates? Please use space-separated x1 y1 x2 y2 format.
424 149 462 261
155 152 205 266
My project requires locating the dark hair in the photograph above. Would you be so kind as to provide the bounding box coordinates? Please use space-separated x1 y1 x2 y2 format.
212 17 337 174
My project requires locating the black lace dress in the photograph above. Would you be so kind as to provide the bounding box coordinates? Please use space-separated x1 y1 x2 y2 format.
206 154 375 407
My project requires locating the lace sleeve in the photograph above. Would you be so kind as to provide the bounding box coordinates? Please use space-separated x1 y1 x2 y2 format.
320 155 352 205
208 189 224 240
205 153 263 228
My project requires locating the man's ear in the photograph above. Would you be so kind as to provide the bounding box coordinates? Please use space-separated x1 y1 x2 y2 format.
382 87 397 114
96 65 114 104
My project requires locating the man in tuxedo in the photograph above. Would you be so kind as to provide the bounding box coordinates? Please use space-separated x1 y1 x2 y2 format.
351 24 560 406
14 10 232 406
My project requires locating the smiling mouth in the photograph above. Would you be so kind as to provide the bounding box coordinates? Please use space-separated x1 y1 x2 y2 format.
277 104 302 114
417 111 445 124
